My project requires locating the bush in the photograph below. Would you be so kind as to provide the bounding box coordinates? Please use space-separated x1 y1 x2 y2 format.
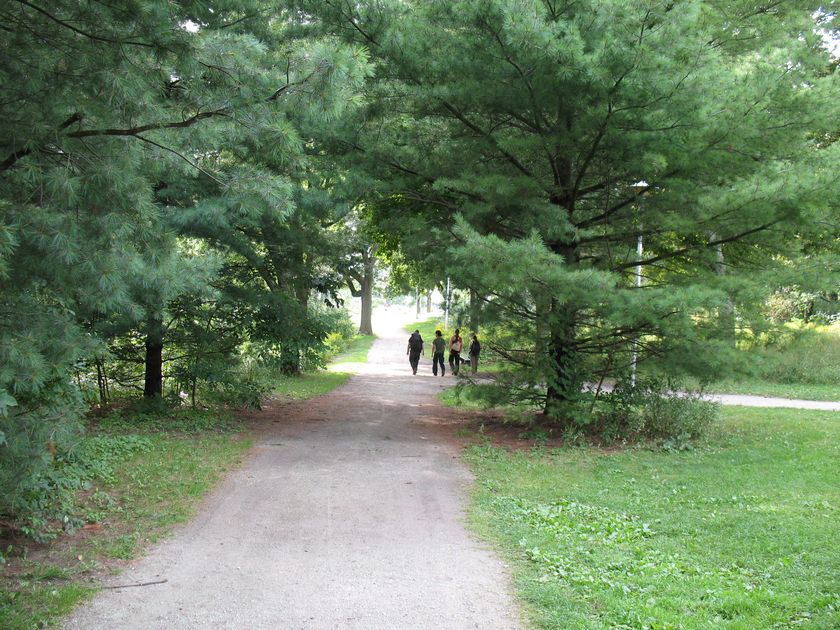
2 432 152 541
317 307 357 358
754 324 840 386
591 380 719 445
0 384 85 541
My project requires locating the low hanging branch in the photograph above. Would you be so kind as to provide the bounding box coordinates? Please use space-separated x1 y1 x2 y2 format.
0 69 320 173
613 220 781 271
13 0 160 49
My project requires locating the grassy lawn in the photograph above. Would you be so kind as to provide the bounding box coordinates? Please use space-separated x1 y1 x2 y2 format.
274 372 354 398
464 406 840 628
703 380 839 402
405 316 448 340
327 333 377 372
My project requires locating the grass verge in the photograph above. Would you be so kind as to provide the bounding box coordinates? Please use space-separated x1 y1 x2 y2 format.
274 334 377 396
702 380 839 402
328 334 377 372
0 409 251 629
274 372 353 399
464 406 840 628
2 334 376 628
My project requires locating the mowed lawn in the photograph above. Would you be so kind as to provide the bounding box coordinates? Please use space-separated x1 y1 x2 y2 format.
465 407 840 629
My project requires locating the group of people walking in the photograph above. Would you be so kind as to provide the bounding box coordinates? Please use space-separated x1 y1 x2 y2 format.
406 328 480 376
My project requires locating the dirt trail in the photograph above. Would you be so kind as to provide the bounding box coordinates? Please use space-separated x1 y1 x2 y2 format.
64 308 521 629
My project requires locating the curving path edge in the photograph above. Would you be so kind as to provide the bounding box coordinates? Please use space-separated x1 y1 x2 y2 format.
64 308 521 629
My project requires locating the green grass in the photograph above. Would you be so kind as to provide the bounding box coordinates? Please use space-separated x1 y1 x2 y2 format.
329 334 377 368
0 414 251 628
703 380 839 402
464 406 840 628
274 335 376 397
405 316 449 340
273 372 352 399
0 584 94 630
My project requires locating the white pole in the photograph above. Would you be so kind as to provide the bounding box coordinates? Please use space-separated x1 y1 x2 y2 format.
444 276 451 330
630 230 643 387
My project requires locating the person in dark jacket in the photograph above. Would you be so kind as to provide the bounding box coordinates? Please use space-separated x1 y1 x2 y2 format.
468 334 481 374
406 329 424 375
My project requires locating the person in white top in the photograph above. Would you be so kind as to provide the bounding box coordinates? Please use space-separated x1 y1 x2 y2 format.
448 328 463 376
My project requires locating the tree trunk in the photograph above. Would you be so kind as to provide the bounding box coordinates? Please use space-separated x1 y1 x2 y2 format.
426 291 432 313
544 300 580 420
713 237 736 346
358 252 375 335
469 287 480 332
544 240 580 420
96 359 107 405
143 314 164 398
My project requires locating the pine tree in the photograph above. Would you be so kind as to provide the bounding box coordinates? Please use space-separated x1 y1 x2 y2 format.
306 0 840 421
0 0 370 529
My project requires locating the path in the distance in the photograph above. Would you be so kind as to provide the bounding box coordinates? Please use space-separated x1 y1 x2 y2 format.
64 308 521 630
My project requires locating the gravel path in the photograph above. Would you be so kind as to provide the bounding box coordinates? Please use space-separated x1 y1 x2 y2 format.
63 309 521 629
705 393 840 411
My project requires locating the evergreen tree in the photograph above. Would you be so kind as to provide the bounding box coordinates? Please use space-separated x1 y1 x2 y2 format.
306 0 839 421
0 0 370 529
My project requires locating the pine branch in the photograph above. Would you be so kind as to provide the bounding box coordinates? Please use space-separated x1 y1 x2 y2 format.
134 134 225 186
0 63 321 172
13 0 159 49
0 111 82 170
439 101 542 185
66 108 232 139
613 221 782 271
571 104 613 204
323 0 380 46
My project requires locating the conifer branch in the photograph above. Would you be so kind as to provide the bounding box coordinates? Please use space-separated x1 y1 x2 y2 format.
134 134 224 186
571 105 613 203
439 101 541 185
218 12 268 30
485 23 546 131
13 0 159 49
0 112 82 171
323 0 379 46
614 221 782 271
574 192 641 230
66 108 232 139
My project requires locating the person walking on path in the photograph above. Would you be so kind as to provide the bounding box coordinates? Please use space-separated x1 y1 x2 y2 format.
468 334 481 374
431 330 446 376
448 328 463 376
407 329 424 375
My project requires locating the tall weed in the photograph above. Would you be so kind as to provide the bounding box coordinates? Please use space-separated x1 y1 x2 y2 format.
755 324 840 385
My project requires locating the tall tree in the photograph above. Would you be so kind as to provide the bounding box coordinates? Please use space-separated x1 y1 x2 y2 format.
307 0 839 420
0 0 369 523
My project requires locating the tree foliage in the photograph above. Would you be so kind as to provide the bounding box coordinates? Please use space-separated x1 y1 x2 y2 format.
305 0 839 421
0 0 370 534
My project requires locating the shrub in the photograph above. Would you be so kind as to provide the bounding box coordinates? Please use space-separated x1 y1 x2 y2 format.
317 307 357 358
591 380 719 445
0 385 85 541
2 432 152 541
753 324 840 386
